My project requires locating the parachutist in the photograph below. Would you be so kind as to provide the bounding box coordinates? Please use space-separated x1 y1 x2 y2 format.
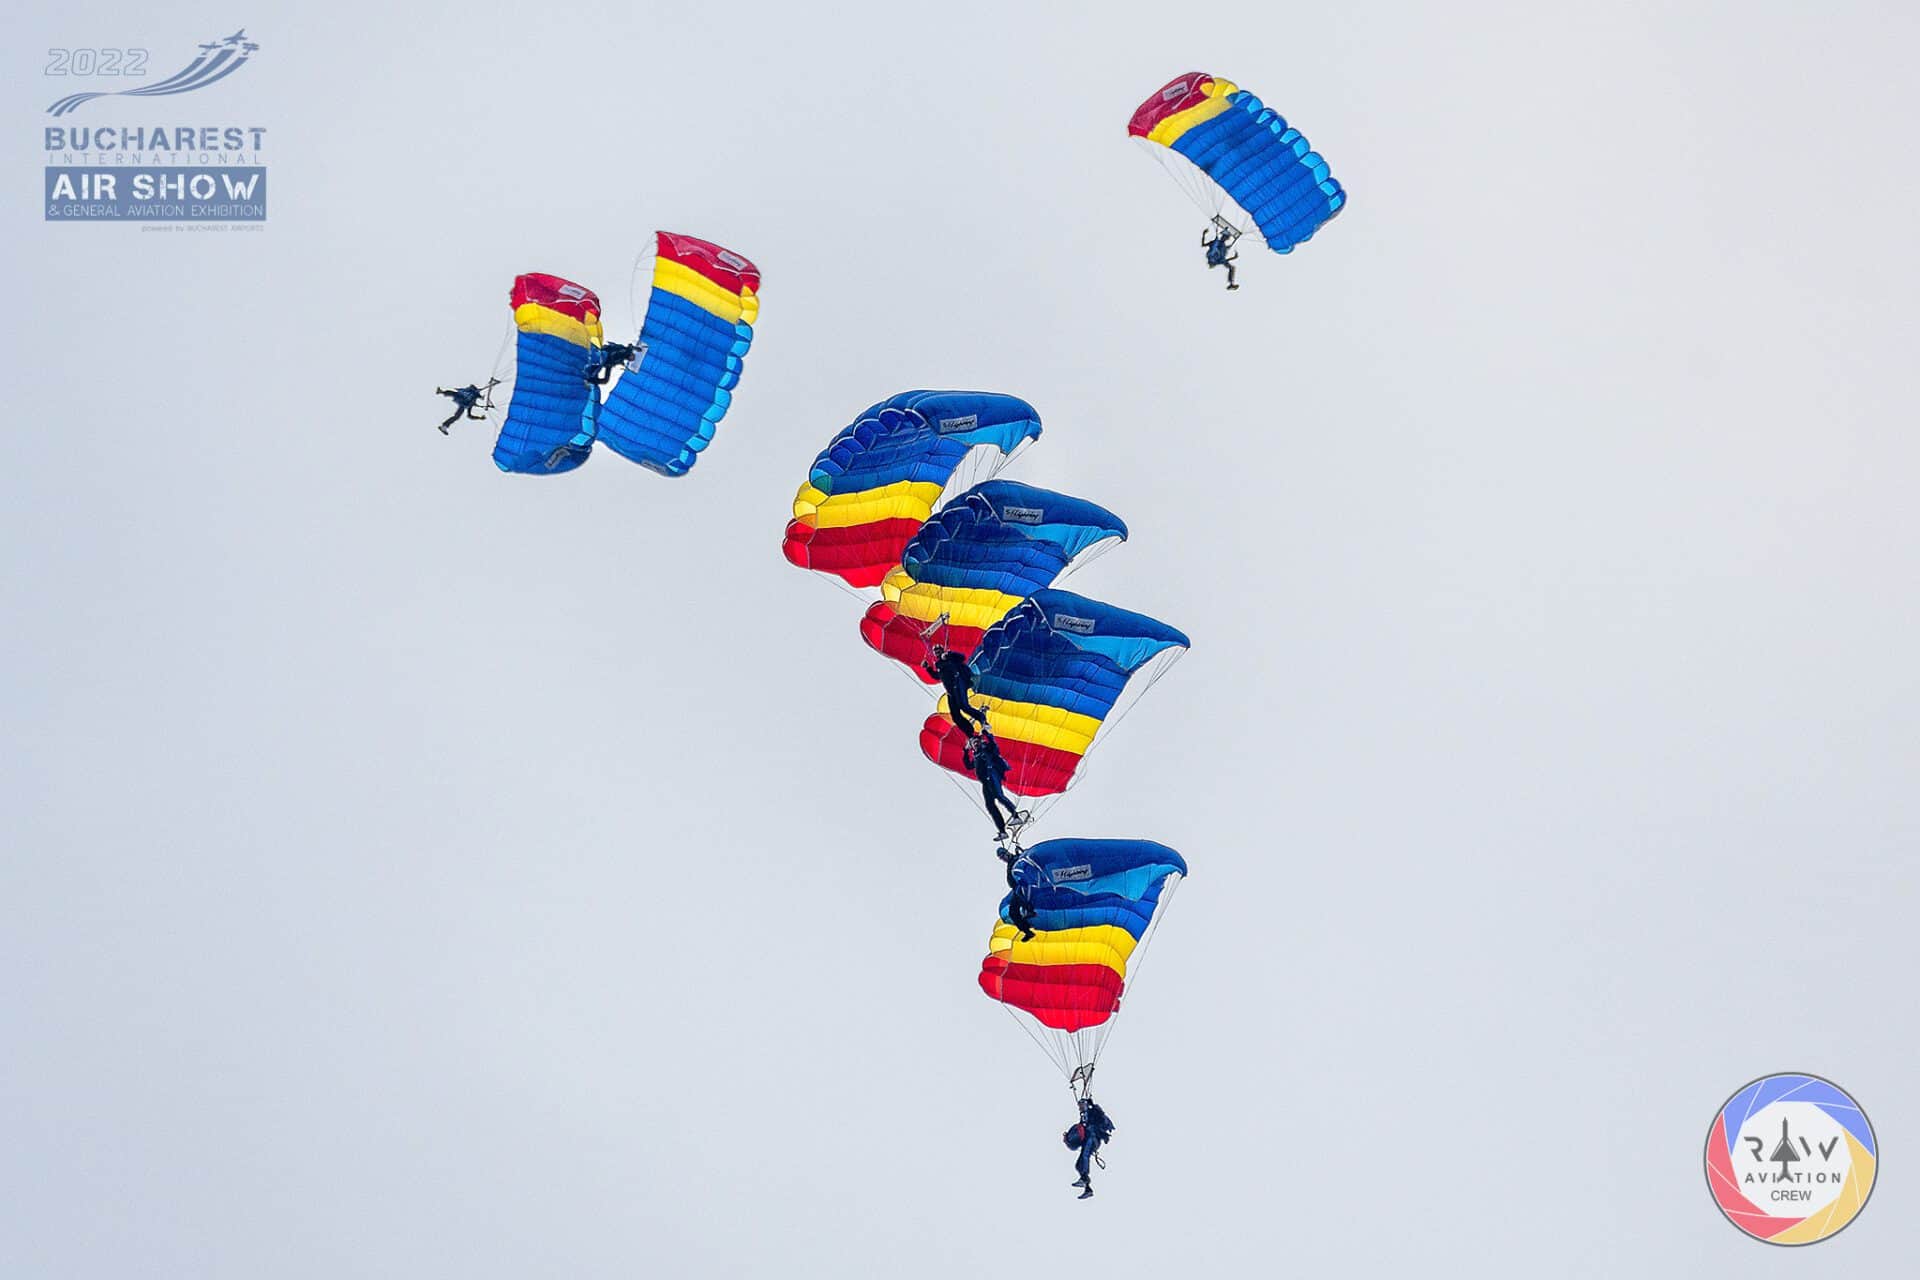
1202 222 1240 290
966 730 1023 839
584 341 642 385
1065 1097 1115 1198
1130 73 1345 274
923 643 989 736
435 381 494 433
997 846 1039 940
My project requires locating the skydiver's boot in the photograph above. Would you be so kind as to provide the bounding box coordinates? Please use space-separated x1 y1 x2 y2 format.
1078 1185 1094 1199
1072 1176 1088 1187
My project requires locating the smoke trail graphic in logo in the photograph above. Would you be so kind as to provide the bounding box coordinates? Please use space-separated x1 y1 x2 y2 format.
47 30 258 118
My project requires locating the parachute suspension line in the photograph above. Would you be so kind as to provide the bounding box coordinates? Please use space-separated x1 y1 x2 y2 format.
1000 1002 1071 1080
1074 643 1186 773
1136 137 1257 241
1084 875 1183 1070
1011 640 1186 830
825 572 872 606
486 324 517 421
1057 533 1125 586
624 243 662 344
1138 137 1221 222
936 438 1034 520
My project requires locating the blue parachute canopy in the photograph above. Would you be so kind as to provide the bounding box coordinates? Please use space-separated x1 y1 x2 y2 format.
493 273 602 475
597 232 762 477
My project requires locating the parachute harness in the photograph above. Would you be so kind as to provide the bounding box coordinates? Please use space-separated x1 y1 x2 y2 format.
1071 1070 1109 1171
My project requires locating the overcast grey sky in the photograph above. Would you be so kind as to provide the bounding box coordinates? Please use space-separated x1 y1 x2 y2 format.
4 1 1916 1275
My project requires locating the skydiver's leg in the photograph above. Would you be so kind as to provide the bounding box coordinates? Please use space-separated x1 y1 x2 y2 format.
981 780 1008 836
1226 261 1238 290
439 407 462 433
952 694 987 735
1074 1141 1094 1185
989 779 1022 826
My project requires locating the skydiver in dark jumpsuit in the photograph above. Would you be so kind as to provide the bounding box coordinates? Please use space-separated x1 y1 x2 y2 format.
435 383 491 433
922 644 989 736
1202 221 1241 290
997 845 1040 940
965 730 1025 841
1066 1097 1116 1198
584 341 642 385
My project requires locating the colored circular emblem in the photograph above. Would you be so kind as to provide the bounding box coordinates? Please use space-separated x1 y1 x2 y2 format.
1705 1073 1877 1245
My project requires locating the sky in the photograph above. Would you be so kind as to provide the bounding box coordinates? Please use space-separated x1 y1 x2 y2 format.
3 1 1916 1275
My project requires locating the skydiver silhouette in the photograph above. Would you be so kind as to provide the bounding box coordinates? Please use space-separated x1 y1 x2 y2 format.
923 643 988 735
965 730 1025 841
1065 1097 1116 1199
584 341 642 385
997 845 1039 941
1202 220 1241 291
435 381 495 433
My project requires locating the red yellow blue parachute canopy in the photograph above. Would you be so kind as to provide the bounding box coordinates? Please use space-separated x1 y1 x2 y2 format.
597 232 761 477
921 589 1189 809
492 273 603 475
860 480 1127 682
1129 71 1345 254
782 392 1042 589
981 838 1186 1081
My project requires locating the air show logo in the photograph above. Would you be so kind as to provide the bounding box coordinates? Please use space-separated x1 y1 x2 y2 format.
47 29 258 117
1704 1073 1877 1245
42 29 267 224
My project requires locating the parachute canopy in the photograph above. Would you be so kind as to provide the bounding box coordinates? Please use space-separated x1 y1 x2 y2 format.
980 838 1186 1076
861 481 1127 681
493 273 602 475
782 391 1042 589
598 232 761 477
1129 71 1345 254
921 588 1189 800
